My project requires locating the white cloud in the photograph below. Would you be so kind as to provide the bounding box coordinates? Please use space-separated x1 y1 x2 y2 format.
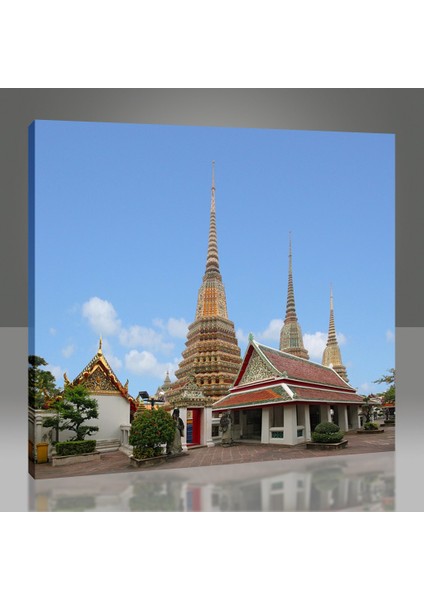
82 297 121 335
61 343 75 358
337 332 347 346
49 327 57 336
106 353 123 371
386 329 395 343
125 350 179 379
237 320 283 347
43 363 64 383
238 319 282 346
99 337 123 371
303 330 346 360
258 319 284 342
236 328 250 345
119 325 174 352
166 317 189 338
153 317 189 339
303 331 327 360
359 382 371 393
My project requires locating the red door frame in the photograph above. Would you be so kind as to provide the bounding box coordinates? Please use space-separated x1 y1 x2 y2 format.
189 408 201 445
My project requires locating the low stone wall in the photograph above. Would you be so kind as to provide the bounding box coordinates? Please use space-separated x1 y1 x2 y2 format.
51 452 101 467
306 440 348 450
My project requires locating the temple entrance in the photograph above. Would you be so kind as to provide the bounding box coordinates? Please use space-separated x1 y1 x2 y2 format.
243 408 262 440
186 408 201 445
309 406 321 432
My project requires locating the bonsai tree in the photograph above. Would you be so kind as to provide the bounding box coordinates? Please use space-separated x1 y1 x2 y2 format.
129 407 176 460
28 355 60 409
311 421 344 444
43 383 99 442
361 395 375 423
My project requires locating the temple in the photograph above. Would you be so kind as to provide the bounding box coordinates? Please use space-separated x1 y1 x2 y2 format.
29 338 137 459
166 162 242 446
279 235 309 359
213 337 363 445
322 287 349 382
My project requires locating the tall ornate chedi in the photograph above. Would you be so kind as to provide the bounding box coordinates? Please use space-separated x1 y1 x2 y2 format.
167 163 242 406
322 287 349 382
279 235 310 359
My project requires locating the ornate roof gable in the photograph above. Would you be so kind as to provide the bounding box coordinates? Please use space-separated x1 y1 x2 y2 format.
234 338 280 387
258 343 354 390
70 339 135 405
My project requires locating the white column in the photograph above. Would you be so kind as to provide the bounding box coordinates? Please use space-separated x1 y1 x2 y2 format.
284 404 297 445
203 406 215 447
320 405 332 423
35 414 44 445
338 405 349 431
261 407 270 444
351 405 360 429
304 404 311 441
179 407 188 452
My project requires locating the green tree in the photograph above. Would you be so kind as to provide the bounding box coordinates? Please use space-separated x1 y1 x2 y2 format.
129 407 176 459
43 384 99 441
373 368 395 405
28 355 60 408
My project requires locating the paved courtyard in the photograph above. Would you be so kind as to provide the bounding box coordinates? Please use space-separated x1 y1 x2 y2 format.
32 425 395 480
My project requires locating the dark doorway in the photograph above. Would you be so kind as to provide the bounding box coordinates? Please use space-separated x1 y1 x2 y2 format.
309 405 321 432
244 408 262 440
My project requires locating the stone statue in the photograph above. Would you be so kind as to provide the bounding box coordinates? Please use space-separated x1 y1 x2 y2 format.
168 408 185 455
220 411 233 446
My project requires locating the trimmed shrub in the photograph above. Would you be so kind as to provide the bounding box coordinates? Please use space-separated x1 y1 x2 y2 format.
129 407 176 460
55 440 97 456
364 421 379 430
311 421 344 443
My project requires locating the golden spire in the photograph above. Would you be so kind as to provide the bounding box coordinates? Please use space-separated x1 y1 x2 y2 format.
205 160 220 277
279 233 309 359
98 336 103 354
195 162 228 319
322 286 349 381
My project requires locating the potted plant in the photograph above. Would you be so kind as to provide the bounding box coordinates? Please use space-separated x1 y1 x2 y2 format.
357 420 384 434
306 421 348 449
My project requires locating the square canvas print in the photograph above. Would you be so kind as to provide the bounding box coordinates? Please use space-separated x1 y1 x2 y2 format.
28 121 395 511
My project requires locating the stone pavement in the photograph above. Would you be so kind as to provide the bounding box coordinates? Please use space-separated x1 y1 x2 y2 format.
32 426 395 480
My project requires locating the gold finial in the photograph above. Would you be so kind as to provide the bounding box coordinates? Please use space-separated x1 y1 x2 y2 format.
64 372 71 386
98 336 103 354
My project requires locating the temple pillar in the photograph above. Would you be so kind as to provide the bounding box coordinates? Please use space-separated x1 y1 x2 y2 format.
261 407 270 443
338 405 349 432
348 405 360 430
303 404 312 441
284 404 297 445
320 404 332 423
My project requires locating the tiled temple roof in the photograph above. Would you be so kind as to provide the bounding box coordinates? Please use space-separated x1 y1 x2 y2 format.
258 343 353 390
290 385 363 404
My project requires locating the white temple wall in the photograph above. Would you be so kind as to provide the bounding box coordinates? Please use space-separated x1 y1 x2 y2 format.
90 393 130 441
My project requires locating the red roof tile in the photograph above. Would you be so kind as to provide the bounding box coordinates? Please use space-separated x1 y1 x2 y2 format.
214 386 284 409
258 344 353 390
290 386 363 404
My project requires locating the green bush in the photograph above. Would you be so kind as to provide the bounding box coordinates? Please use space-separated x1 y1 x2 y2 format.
55 440 97 456
129 408 176 460
311 421 344 443
364 421 379 430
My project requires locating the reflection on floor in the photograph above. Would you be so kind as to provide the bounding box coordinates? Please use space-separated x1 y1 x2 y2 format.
30 451 394 512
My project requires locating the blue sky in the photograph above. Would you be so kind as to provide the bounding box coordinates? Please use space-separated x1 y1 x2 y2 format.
32 121 394 398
